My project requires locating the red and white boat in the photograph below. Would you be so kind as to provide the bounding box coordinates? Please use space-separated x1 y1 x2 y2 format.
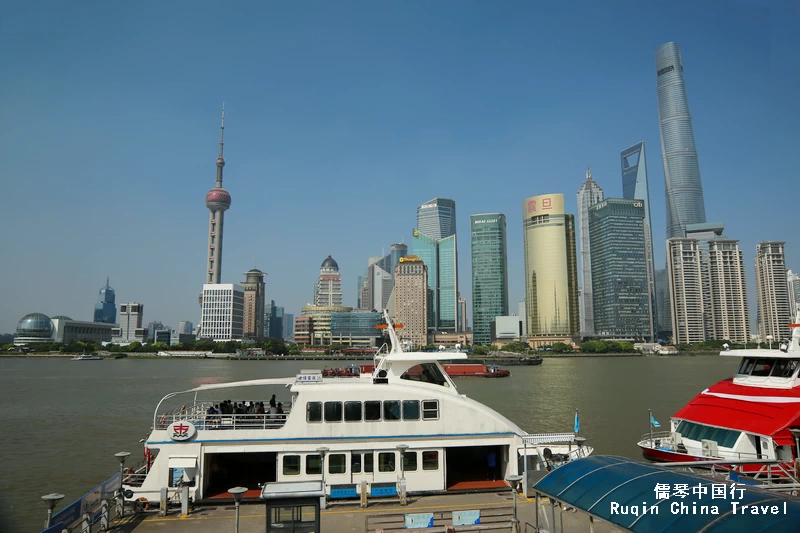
638 315 800 478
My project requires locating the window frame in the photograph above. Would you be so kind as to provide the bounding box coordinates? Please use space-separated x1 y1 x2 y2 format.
378 452 396 472
344 401 362 422
324 401 343 422
422 451 439 471
422 399 439 420
306 401 322 423
328 453 346 474
306 454 322 475
283 455 301 476
402 400 420 420
364 401 381 421
383 400 401 421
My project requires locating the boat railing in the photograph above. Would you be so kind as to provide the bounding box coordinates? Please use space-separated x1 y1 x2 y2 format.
638 430 673 445
639 431 777 462
156 409 291 431
522 433 577 445
659 458 800 486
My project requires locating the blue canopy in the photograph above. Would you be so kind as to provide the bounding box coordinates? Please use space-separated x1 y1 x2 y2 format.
533 456 800 533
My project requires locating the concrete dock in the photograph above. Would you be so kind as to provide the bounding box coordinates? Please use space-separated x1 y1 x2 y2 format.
106 492 626 533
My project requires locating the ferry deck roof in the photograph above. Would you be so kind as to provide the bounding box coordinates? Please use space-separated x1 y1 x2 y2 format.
533 456 800 533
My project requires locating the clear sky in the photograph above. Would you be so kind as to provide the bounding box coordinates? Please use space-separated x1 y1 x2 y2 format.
1 1 797 334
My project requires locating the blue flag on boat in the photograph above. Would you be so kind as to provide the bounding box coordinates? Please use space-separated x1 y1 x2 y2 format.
574 410 580 433
650 413 661 428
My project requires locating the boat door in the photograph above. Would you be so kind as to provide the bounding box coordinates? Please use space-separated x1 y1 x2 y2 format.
350 451 374 485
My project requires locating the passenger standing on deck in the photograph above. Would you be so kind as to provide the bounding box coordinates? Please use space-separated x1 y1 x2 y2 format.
270 394 277 408
487 451 497 481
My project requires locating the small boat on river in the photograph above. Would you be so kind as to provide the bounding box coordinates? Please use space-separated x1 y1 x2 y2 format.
638 312 800 480
72 354 103 361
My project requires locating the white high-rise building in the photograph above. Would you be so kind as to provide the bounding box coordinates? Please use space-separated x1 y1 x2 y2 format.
707 238 750 344
111 302 147 344
200 284 244 341
788 270 800 316
517 301 527 337
755 242 792 342
576 168 604 335
316 256 343 307
667 239 705 345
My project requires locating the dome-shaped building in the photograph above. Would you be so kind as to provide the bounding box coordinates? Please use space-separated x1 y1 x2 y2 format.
321 255 339 270
316 256 342 307
15 313 54 344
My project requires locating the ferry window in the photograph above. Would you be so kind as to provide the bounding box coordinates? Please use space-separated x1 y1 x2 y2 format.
384 400 401 421
770 359 799 378
351 453 362 474
324 401 343 422
422 451 439 470
283 455 301 476
378 452 395 472
307 402 322 422
365 453 374 473
365 401 381 421
403 451 418 472
403 400 420 420
401 363 448 386
169 468 195 487
344 401 362 422
675 421 740 448
329 454 346 474
306 454 322 475
422 400 439 420
751 359 775 377
737 358 756 375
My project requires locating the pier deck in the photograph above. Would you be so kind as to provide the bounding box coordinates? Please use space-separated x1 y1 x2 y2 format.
106 492 624 533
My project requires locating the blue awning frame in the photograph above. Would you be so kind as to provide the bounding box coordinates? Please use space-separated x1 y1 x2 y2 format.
530 456 800 533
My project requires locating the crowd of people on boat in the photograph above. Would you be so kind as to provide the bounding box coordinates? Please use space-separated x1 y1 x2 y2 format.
201 394 287 428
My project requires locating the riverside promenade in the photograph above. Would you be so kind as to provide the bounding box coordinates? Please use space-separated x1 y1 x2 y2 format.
105 492 623 533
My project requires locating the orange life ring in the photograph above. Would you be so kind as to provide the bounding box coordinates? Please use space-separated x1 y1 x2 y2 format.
135 497 151 511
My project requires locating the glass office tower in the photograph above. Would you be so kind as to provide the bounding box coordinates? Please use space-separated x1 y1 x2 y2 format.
588 199 654 340
522 194 579 337
470 214 509 345
656 42 707 239
417 198 456 240
576 169 604 335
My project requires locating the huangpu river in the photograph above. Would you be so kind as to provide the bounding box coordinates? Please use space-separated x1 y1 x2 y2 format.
1 355 739 532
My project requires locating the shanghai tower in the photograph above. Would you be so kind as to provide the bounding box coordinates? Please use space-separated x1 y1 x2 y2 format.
656 42 707 239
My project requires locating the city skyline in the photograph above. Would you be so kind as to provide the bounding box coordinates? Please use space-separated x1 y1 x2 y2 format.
1 3 797 334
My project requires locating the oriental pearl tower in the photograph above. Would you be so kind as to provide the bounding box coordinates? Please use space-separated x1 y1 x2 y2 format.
199 105 232 307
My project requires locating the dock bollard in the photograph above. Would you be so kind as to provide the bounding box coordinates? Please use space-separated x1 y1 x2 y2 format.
181 485 189 517
160 488 168 517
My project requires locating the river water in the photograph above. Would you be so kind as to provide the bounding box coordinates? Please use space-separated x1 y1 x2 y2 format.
1 355 739 532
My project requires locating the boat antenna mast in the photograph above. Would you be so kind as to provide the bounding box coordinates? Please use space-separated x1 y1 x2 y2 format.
382 309 401 354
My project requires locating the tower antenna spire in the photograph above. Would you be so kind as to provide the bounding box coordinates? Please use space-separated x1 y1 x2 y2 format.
216 103 225 187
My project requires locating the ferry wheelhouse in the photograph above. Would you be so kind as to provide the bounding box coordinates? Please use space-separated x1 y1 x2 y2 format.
123 313 591 503
638 315 800 477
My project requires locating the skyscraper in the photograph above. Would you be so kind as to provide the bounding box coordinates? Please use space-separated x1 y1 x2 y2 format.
755 242 792 342
522 194 579 340
357 244 407 311
316 256 343 307
112 302 146 343
621 142 657 331
667 238 705 345
241 268 266 340
205 105 232 285
685 222 725 339
707 238 750 343
656 42 707 239
93 277 116 324
417 198 456 240
413 198 459 333
470 214 509 345
394 256 428 346
201 284 244 340
655 269 671 338
788 270 800 316
588 199 653 340
576 168 604 335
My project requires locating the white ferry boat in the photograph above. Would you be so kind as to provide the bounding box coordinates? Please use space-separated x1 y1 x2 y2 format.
123 313 592 504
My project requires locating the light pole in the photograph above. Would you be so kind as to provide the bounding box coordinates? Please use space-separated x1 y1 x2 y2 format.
316 447 329 507
506 474 523 533
41 493 65 529
228 486 247 533
767 335 774 350
396 444 409 505
115 452 131 517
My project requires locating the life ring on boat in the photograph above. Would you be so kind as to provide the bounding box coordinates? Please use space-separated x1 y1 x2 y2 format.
135 497 151 511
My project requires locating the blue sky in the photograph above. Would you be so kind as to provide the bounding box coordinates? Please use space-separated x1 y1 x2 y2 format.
1 1 797 334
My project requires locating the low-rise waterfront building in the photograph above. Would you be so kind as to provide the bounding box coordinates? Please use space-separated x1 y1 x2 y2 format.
15 313 113 345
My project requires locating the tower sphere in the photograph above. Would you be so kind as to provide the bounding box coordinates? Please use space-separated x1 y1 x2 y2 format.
206 187 231 211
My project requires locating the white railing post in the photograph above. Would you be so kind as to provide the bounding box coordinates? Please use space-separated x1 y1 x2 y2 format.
100 499 109 530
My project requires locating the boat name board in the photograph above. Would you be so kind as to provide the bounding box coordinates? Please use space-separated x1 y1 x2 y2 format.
168 421 197 441
296 373 323 383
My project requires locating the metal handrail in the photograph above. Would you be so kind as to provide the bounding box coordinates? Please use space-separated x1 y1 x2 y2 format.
156 411 291 430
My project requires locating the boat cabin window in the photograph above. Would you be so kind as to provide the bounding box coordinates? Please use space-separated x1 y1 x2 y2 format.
307 402 322 423
324 401 343 422
403 400 420 420
344 401 362 422
403 452 418 472
384 400 401 421
422 400 439 420
401 363 449 386
283 455 301 475
422 451 439 470
329 454 346 474
675 421 741 448
737 357 799 378
365 453 374 473
351 454 362 474
365 401 381 421
378 452 395 472
306 454 322 475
